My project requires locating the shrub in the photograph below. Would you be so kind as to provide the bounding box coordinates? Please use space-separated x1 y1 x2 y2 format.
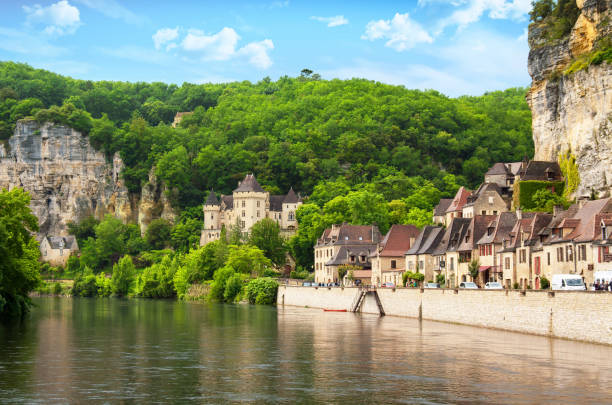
540 276 550 290
72 269 97 297
96 273 112 297
223 274 243 302
515 180 565 210
135 255 178 298
110 255 135 297
245 278 278 305
436 274 445 285
209 266 236 301
513 282 520 290
52 282 62 295
290 269 310 279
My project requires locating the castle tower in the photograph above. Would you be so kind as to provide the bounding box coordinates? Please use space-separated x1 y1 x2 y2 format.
232 174 269 238
281 187 301 231
201 189 221 245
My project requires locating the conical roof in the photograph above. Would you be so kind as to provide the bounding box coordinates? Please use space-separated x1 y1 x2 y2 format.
283 187 299 203
205 189 219 206
234 174 265 193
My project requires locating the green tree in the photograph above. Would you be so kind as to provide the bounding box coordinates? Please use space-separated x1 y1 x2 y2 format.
531 189 571 213
145 218 172 250
110 255 135 297
0 188 41 319
248 218 287 266
468 259 480 281
226 245 272 276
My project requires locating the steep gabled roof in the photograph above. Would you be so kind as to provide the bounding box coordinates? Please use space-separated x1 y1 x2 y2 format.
519 161 563 181
269 195 284 211
486 162 512 176
447 187 471 213
221 195 234 209
466 182 503 205
234 174 265 193
458 215 496 252
205 189 219 206
379 224 421 257
283 187 299 204
46 235 77 250
433 217 471 255
434 199 453 216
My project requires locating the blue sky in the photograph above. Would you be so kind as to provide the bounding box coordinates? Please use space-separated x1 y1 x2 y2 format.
0 0 533 96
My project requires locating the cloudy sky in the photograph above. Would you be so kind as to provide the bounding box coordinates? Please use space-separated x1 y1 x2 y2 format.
0 0 533 96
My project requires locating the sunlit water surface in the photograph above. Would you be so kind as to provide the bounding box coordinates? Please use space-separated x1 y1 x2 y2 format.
1 298 611 404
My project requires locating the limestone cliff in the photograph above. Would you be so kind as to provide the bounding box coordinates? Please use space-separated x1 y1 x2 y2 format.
0 120 174 237
527 0 612 197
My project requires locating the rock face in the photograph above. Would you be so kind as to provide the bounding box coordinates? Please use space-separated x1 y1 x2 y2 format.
527 0 612 197
0 120 174 237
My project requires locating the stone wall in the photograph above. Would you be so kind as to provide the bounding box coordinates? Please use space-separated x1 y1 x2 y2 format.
278 285 612 345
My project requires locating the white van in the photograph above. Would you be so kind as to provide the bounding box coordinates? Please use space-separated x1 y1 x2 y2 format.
551 274 585 291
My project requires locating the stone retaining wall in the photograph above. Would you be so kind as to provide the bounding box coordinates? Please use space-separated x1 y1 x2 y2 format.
277 286 612 345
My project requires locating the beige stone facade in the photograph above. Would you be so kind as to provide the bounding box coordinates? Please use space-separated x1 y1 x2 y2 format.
39 235 79 267
200 174 301 246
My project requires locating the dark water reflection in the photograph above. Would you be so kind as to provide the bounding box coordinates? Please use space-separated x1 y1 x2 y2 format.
1 298 612 404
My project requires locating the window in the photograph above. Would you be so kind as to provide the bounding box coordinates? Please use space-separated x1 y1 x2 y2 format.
488 196 494 204
450 257 454 271
211 214 214 219
242 200 245 208
360 255 366 262
482 210 487 215
493 211 498 215
419 260 424 269
289 211 295 221
257 211 260 218
547 252 550 266
505 257 510 269
257 201 260 207
350 255 356 263
567 245 573 262
557 247 564 262
519 249 526 263
240 221 245 229
580 245 587 261
242 210 245 217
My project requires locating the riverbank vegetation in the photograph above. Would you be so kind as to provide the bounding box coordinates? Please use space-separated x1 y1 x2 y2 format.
0 188 41 319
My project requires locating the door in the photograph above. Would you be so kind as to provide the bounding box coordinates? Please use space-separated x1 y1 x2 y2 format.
535 277 540 290
534 257 541 275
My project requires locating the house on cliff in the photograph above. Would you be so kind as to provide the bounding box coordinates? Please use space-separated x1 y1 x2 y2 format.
40 235 79 267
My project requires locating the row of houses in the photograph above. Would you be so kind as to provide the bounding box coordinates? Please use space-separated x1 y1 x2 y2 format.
314 159 612 289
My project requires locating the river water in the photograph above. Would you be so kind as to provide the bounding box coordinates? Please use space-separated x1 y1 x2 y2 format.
1 298 612 404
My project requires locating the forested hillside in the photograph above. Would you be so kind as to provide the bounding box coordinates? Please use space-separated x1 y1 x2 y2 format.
0 62 533 269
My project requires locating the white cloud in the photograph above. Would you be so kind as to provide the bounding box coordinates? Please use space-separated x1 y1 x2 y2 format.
182 27 241 61
153 27 179 51
269 1 289 8
98 45 173 65
73 0 144 24
311 15 349 27
237 39 274 69
362 12 432 51
153 27 275 69
517 27 528 42
435 0 531 33
23 0 81 36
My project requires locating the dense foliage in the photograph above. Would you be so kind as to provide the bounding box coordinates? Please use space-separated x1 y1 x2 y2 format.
0 188 41 319
514 180 565 211
529 0 580 40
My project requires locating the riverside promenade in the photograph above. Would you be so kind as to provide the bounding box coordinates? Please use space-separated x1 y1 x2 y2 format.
278 285 612 345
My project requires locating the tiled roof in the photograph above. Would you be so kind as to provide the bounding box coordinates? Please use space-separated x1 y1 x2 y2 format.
205 189 219 206
47 235 77 250
466 182 502 205
433 199 452 216
433 217 471 255
326 246 374 267
269 195 284 211
486 162 511 175
221 195 234 209
317 223 382 246
519 161 562 181
283 187 299 204
447 187 471 213
458 215 496 252
379 224 420 257
234 174 265 193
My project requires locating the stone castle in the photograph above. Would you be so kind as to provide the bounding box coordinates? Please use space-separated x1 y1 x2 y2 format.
200 174 302 245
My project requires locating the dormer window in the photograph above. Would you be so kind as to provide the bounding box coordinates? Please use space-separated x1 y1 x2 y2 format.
603 225 608 240
360 255 366 262
350 255 355 262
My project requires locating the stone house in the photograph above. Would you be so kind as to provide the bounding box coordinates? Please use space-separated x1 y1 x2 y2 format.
370 224 420 286
475 211 517 285
433 198 452 225
40 235 79 266
171 112 193 128
433 217 471 288
455 215 496 285
462 183 510 218
200 174 302 245
314 224 382 284
405 226 445 283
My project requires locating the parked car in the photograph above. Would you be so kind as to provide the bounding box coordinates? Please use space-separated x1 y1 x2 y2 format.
551 274 585 291
484 282 503 290
381 282 395 288
424 283 440 289
459 282 479 289
302 282 311 287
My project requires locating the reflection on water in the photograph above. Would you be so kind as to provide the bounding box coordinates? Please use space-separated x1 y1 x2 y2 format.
1 298 612 404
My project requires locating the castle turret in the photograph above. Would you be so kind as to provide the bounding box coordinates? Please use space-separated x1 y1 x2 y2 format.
281 187 301 231
201 189 221 245
232 174 269 236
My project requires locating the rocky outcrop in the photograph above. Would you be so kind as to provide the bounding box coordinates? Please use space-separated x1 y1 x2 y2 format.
0 120 174 237
527 0 612 197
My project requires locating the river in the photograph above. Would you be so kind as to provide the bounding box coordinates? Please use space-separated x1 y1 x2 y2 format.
1 298 611 404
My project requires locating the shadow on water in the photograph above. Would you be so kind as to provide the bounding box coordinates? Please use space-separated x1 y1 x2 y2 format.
1 298 612 404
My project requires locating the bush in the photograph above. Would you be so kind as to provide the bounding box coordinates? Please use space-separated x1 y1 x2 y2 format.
72 269 97 297
515 180 565 210
436 274 445 285
135 255 178 298
110 255 135 297
96 273 112 297
224 274 243 302
290 269 310 279
245 278 278 305
540 276 550 290
209 266 236 302
52 282 62 295
513 282 520 290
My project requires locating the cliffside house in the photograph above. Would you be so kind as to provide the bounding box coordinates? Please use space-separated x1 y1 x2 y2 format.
200 174 302 245
475 211 517 285
370 224 420 286
314 224 382 284
40 235 78 266
455 215 497 285
462 182 510 218
405 225 445 283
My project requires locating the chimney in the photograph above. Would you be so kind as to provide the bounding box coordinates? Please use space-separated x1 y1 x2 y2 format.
577 196 588 209
553 205 563 216
516 209 522 220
